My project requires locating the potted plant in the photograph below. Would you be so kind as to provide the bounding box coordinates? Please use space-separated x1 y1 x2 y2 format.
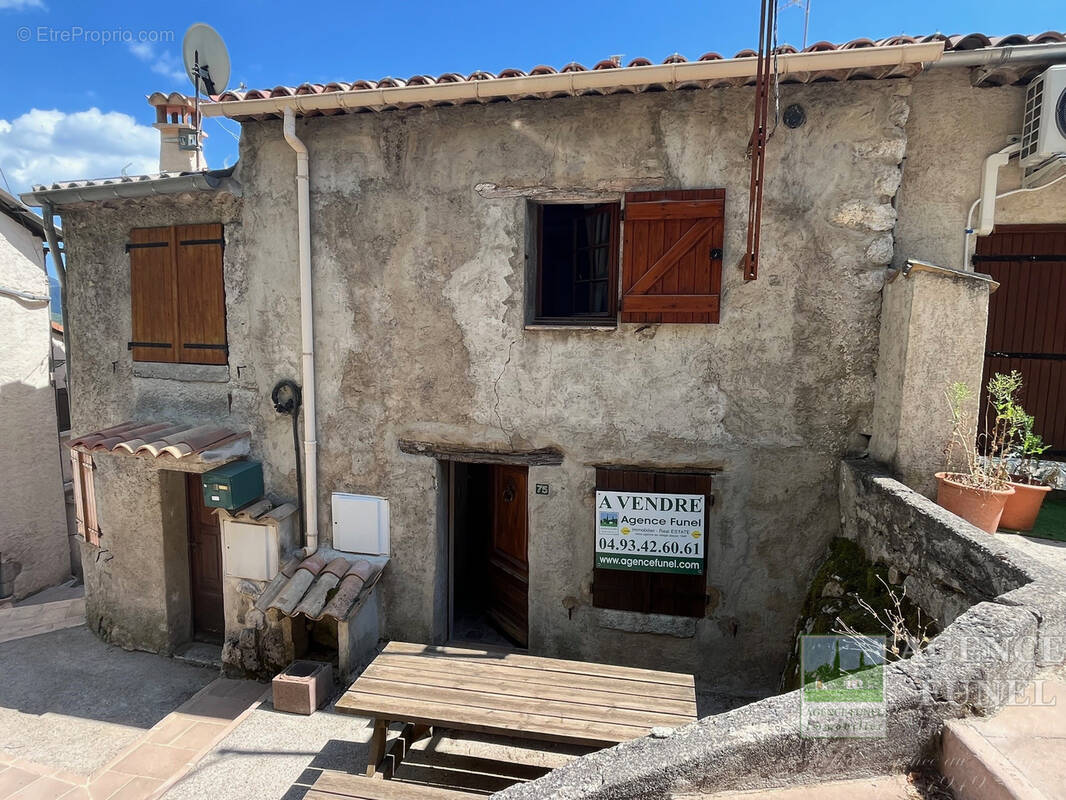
1000 410 1052 532
936 378 1015 534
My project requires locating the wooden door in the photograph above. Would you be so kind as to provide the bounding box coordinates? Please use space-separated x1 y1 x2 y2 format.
488 465 529 647
186 473 224 640
976 225 1066 457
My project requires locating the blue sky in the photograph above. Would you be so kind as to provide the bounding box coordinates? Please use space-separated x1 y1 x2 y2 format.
0 0 1063 200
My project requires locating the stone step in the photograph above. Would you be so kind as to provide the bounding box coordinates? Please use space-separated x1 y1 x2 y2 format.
175 641 224 669
939 678 1066 800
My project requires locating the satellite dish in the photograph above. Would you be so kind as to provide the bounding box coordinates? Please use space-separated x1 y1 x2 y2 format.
182 23 230 96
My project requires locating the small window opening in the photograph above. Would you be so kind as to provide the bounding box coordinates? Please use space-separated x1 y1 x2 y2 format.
535 203 619 324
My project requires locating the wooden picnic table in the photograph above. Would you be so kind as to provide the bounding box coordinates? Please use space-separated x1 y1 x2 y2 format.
335 641 697 781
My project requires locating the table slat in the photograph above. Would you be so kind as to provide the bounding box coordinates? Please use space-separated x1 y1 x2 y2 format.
373 653 695 702
336 690 649 746
362 663 697 717
353 677 694 729
384 642 693 687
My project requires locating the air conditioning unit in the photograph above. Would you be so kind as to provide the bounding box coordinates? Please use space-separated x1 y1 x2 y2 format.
1020 65 1066 169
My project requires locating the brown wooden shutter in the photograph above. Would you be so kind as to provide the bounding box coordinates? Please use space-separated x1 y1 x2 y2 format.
621 190 724 324
592 469 711 618
71 450 100 545
128 226 177 362
70 449 85 539
175 223 227 365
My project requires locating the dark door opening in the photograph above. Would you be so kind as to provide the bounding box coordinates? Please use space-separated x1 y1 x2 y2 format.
186 472 225 641
976 224 1066 458
449 462 529 648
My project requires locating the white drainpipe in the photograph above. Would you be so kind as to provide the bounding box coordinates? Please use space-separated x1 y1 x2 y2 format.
963 141 1021 269
283 107 319 556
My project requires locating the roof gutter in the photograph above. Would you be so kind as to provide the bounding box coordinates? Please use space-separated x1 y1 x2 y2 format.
929 41 1066 69
19 169 240 208
201 42 945 119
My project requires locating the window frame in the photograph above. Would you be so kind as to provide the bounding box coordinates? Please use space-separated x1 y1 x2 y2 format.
533 202 620 326
127 224 228 366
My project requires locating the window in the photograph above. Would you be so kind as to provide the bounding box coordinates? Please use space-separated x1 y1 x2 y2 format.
70 449 100 545
127 224 227 364
535 203 620 324
592 468 712 618
620 190 725 324
531 190 725 326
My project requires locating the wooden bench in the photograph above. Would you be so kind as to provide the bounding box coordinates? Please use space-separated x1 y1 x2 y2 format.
307 770 476 799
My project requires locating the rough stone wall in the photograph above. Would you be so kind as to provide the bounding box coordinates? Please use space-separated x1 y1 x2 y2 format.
61 80 906 685
0 213 69 599
79 453 191 653
895 69 1066 270
839 459 1051 627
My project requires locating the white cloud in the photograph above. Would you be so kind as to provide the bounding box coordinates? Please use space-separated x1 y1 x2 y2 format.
128 41 188 86
0 0 45 9
0 108 158 194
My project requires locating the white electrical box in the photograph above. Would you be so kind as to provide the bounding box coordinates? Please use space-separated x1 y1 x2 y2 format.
332 493 390 556
217 501 298 582
223 520 280 580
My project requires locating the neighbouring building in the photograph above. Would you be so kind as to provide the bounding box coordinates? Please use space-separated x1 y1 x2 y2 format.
0 188 71 601
21 32 1066 691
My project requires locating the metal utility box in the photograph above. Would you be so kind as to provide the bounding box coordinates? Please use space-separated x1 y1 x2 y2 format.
332 493 390 556
218 501 299 581
202 460 264 511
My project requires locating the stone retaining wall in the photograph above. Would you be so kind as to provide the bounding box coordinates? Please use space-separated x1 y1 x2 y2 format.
497 459 1066 799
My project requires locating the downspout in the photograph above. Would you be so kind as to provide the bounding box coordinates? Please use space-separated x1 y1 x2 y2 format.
41 202 71 385
282 107 319 556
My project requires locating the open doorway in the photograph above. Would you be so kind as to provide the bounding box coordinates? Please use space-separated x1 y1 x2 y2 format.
448 462 529 648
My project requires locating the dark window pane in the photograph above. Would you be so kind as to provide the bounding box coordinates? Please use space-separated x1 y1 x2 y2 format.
538 203 617 321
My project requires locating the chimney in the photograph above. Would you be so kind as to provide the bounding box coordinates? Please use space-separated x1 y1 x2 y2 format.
147 93 207 173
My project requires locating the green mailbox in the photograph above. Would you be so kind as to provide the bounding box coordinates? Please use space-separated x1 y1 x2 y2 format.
202 460 264 511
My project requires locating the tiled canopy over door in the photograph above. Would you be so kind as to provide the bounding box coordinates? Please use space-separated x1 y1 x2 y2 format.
621 190 725 324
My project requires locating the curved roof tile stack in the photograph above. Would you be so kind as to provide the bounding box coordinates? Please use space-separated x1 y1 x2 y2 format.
71 420 249 460
210 32 1065 112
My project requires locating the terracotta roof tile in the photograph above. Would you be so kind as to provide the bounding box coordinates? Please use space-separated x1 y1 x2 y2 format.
70 420 249 461
208 32 1064 113
256 550 386 622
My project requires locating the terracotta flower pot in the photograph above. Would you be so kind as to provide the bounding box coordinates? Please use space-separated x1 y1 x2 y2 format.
935 472 1015 534
999 480 1052 532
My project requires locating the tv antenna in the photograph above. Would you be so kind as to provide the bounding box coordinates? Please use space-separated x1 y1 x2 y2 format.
182 23 231 171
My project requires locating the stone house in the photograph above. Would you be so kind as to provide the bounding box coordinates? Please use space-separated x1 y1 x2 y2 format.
20 32 1066 691
0 188 71 601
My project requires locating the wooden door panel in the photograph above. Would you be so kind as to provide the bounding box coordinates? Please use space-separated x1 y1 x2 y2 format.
489 465 529 646
977 225 1066 456
186 473 224 639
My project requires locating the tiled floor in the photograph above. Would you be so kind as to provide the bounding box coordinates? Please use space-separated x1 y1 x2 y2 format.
0 583 85 645
0 679 266 800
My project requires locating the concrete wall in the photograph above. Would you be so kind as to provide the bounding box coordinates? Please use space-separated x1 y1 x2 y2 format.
61 79 909 687
0 212 69 599
869 264 995 497
895 69 1066 271
79 453 193 653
